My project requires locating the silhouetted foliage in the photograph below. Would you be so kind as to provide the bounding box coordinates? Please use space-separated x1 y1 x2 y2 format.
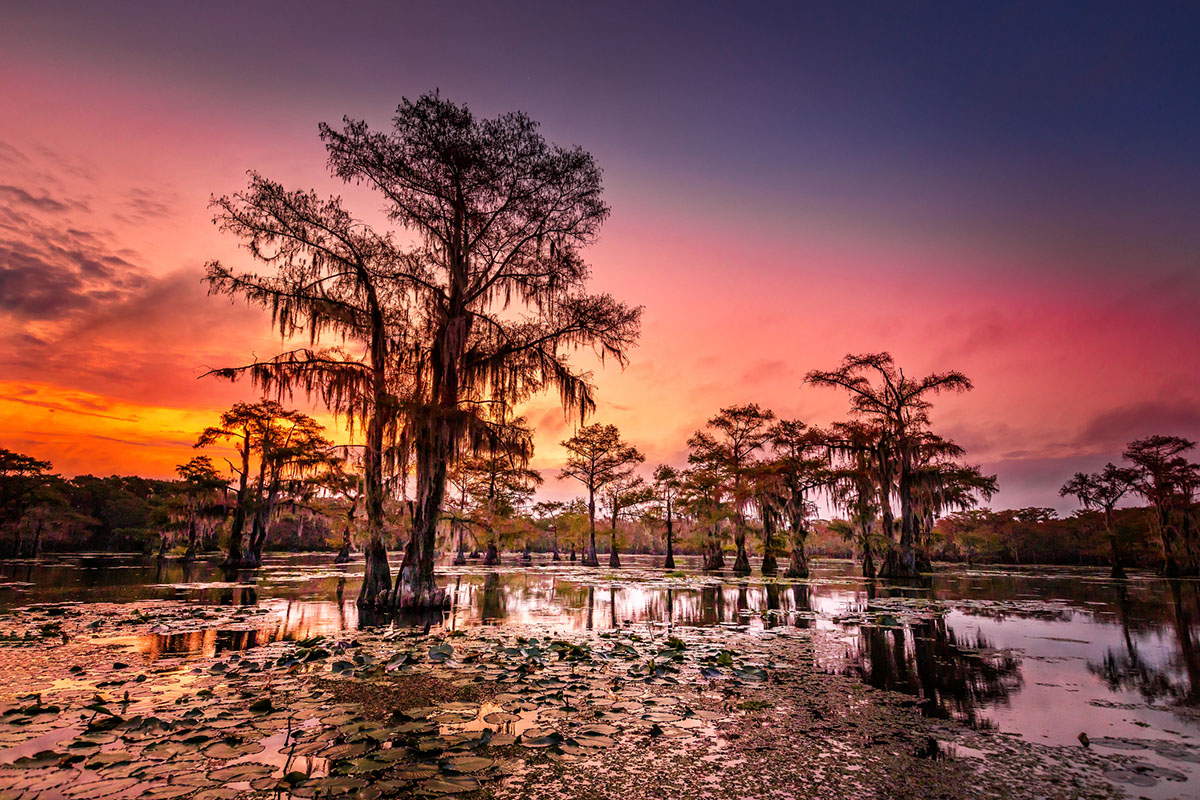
808 353 976 579
600 473 653 568
687 404 776 574
196 401 336 567
1061 464 1138 577
559 423 644 566
1123 435 1199 576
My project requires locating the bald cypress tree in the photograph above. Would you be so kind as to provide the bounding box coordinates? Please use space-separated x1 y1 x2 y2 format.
210 92 640 609
763 420 831 578
325 94 639 607
1122 436 1198 576
807 353 973 579
688 404 776 574
206 178 406 598
653 465 683 569
559 424 644 566
1061 464 1138 578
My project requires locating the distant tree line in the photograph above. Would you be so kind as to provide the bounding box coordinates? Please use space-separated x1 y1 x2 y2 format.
1 425 1195 582
0 444 343 558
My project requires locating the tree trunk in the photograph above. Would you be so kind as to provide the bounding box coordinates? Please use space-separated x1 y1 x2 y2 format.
1105 510 1126 580
702 533 725 571
223 433 251 569
761 509 778 575
358 504 392 608
335 524 352 564
1110 547 1127 580
483 539 500 566
452 526 467 566
246 477 281 567
1159 506 1182 577
246 517 266 566
551 529 560 561
609 514 621 568
731 530 750 574
582 488 599 566
784 544 808 578
182 518 197 563
569 545 577 562
393 417 450 610
243 508 266 568
356 273 393 608
1181 512 1200 576
898 445 918 555
663 508 675 569
360 536 391 608
27 519 42 559
879 544 922 580
862 532 876 579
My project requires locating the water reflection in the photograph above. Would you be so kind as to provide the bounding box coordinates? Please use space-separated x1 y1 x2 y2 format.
480 572 506 624
845 617 1022 728
139 627 280 659
790 584 812 629
1091 580 1200 709
6 553 1200 749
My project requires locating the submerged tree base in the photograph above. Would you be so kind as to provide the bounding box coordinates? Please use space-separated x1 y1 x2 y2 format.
879 546 929 581
390 568 451 610
784 547 808 578
356 538 392 607
702 547 725 571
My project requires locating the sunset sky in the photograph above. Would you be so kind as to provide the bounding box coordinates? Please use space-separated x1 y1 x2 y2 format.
1 2 1198 512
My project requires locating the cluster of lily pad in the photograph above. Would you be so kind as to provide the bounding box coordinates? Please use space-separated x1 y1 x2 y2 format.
0 601 785 799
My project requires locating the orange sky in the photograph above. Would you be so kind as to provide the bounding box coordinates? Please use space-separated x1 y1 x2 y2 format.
2 6 1199 512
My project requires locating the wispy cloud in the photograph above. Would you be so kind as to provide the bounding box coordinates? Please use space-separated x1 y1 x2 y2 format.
0 184 73 213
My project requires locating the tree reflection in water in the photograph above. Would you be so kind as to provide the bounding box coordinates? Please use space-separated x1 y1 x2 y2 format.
790 584 812 629
480 571 506 624
216 568 258 606
1091 579 1200 708
585 585 594 630
847 615 1022 728
142 627 272 659
764 584 780 629
610 585 619 629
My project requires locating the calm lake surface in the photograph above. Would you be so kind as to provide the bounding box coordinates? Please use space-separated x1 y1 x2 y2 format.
3 552 1199 795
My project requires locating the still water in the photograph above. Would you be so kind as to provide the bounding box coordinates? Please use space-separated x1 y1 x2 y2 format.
2 552 1198 792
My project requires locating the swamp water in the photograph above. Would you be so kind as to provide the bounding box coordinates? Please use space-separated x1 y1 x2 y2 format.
0 553 1196 798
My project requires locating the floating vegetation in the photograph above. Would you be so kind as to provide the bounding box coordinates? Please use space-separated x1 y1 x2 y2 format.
0 593 1144 800
0 556 1196 798
0 600 785 799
